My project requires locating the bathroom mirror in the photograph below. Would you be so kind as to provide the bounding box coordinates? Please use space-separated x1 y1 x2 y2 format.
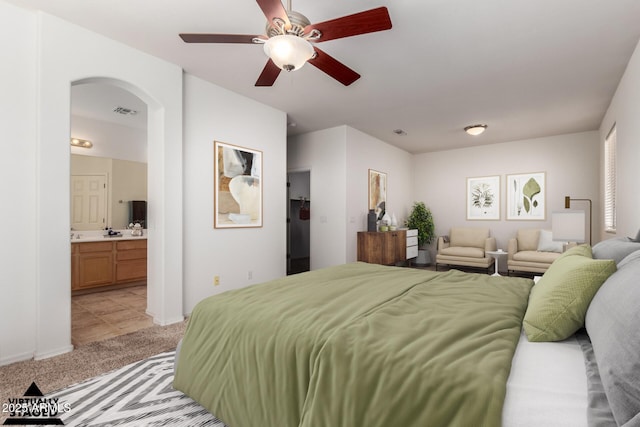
71 154 147 230
70 82 147 231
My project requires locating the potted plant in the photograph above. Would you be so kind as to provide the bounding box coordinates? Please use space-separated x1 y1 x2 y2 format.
405 201 435 266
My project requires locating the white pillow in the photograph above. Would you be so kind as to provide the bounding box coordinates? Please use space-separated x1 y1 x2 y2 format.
537 229 564 253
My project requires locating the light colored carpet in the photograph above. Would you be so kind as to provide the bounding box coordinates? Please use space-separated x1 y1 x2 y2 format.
0 320 187 424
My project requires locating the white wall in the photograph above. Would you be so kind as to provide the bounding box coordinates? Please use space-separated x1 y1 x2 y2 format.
0 1 38 365
0 2 184 364
288 126 414 267
71 115 147 163
288 127 348 269
37 11 185 355
182 74 287 314
345 127 414 262
599 38 640 240
1 1 287 365
412 131 600 263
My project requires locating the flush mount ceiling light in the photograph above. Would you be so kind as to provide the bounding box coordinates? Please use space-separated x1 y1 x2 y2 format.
70 138 93 148
464 124 488 136
393 129 407 136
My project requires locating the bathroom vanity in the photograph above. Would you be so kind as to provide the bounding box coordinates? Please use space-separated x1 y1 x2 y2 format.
71 235 147 291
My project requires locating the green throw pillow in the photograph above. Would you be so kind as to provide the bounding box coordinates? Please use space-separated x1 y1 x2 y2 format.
556 243 592 260
523 250 616 342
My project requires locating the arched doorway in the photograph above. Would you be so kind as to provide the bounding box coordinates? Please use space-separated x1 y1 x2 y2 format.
70 80 151 344
32 20 184 360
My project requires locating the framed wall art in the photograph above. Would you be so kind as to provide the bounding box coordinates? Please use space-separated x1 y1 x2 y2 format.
466 175 500 220
368 169 387 220
506 172 546 220
214 141 263 228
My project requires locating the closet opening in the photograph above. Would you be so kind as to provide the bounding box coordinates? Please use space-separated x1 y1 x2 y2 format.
287 171 311 275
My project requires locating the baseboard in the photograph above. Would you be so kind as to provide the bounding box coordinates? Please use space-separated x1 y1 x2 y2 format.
2 344 76 366
0 350 34 367
34 344 74 361
153 316 185 326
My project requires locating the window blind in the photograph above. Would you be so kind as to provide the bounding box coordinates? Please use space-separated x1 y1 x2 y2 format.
604 124 617 232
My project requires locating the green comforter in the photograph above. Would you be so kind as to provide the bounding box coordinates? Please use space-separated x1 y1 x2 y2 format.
174 262 533 427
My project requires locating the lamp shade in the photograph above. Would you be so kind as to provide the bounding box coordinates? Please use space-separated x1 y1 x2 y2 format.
263 35 314 72
552 210 586 242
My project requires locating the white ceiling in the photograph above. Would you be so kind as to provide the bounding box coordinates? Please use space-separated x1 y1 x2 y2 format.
8 0 640 153
71 83 147 131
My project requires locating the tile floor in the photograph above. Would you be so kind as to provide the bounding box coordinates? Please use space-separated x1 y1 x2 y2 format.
71 285 154 346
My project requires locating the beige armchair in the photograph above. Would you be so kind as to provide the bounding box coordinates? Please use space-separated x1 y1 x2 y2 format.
436 227 496 273
507 229 575 275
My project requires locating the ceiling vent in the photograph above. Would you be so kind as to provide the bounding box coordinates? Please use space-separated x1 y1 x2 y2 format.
113 106 138 116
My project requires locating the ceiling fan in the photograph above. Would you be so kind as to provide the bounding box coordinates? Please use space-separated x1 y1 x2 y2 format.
179 0 392 87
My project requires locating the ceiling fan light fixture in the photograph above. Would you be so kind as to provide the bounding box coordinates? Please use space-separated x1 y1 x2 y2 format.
464 124 487 136
263 34 314 72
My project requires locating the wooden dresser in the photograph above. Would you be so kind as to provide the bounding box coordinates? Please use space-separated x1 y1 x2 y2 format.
357 229 417 266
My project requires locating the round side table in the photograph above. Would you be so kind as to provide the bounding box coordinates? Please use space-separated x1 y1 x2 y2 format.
486 250 507 276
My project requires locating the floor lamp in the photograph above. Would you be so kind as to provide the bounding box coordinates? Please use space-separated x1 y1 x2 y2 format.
559 196 592 245
552 209 586 244
551 196 593 245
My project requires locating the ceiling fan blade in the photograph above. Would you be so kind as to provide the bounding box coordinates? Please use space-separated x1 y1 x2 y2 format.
304 7 392 43
256 0 290 28
180 34 261 44
308 47 360 86
255 59 282 86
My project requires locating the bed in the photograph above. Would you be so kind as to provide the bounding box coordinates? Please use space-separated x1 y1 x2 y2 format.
174 242 640 427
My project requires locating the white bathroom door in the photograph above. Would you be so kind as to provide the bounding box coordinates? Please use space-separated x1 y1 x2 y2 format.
71 174 107 230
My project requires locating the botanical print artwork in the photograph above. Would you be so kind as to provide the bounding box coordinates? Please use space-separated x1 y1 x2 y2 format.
467 176 500 220
368 169 387 220
507 172 546 220
214 141 263 228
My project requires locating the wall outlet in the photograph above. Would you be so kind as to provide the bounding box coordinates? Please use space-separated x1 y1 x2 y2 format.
214 275 220 286
248 270 253 280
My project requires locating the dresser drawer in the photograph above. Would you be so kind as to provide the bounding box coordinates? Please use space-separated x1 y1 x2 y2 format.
116 239 147 251
406 229 418 237
77 241 113 253
407 236 418 247
117 249 147 261
406 245 419 259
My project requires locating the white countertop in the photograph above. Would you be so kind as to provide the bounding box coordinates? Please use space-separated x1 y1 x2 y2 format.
71 230 147 243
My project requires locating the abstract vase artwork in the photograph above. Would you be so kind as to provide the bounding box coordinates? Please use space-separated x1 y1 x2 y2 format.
368 169 387 221
214 141 263 228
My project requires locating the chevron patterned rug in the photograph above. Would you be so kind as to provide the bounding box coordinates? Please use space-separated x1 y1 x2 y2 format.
48 351 228 427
